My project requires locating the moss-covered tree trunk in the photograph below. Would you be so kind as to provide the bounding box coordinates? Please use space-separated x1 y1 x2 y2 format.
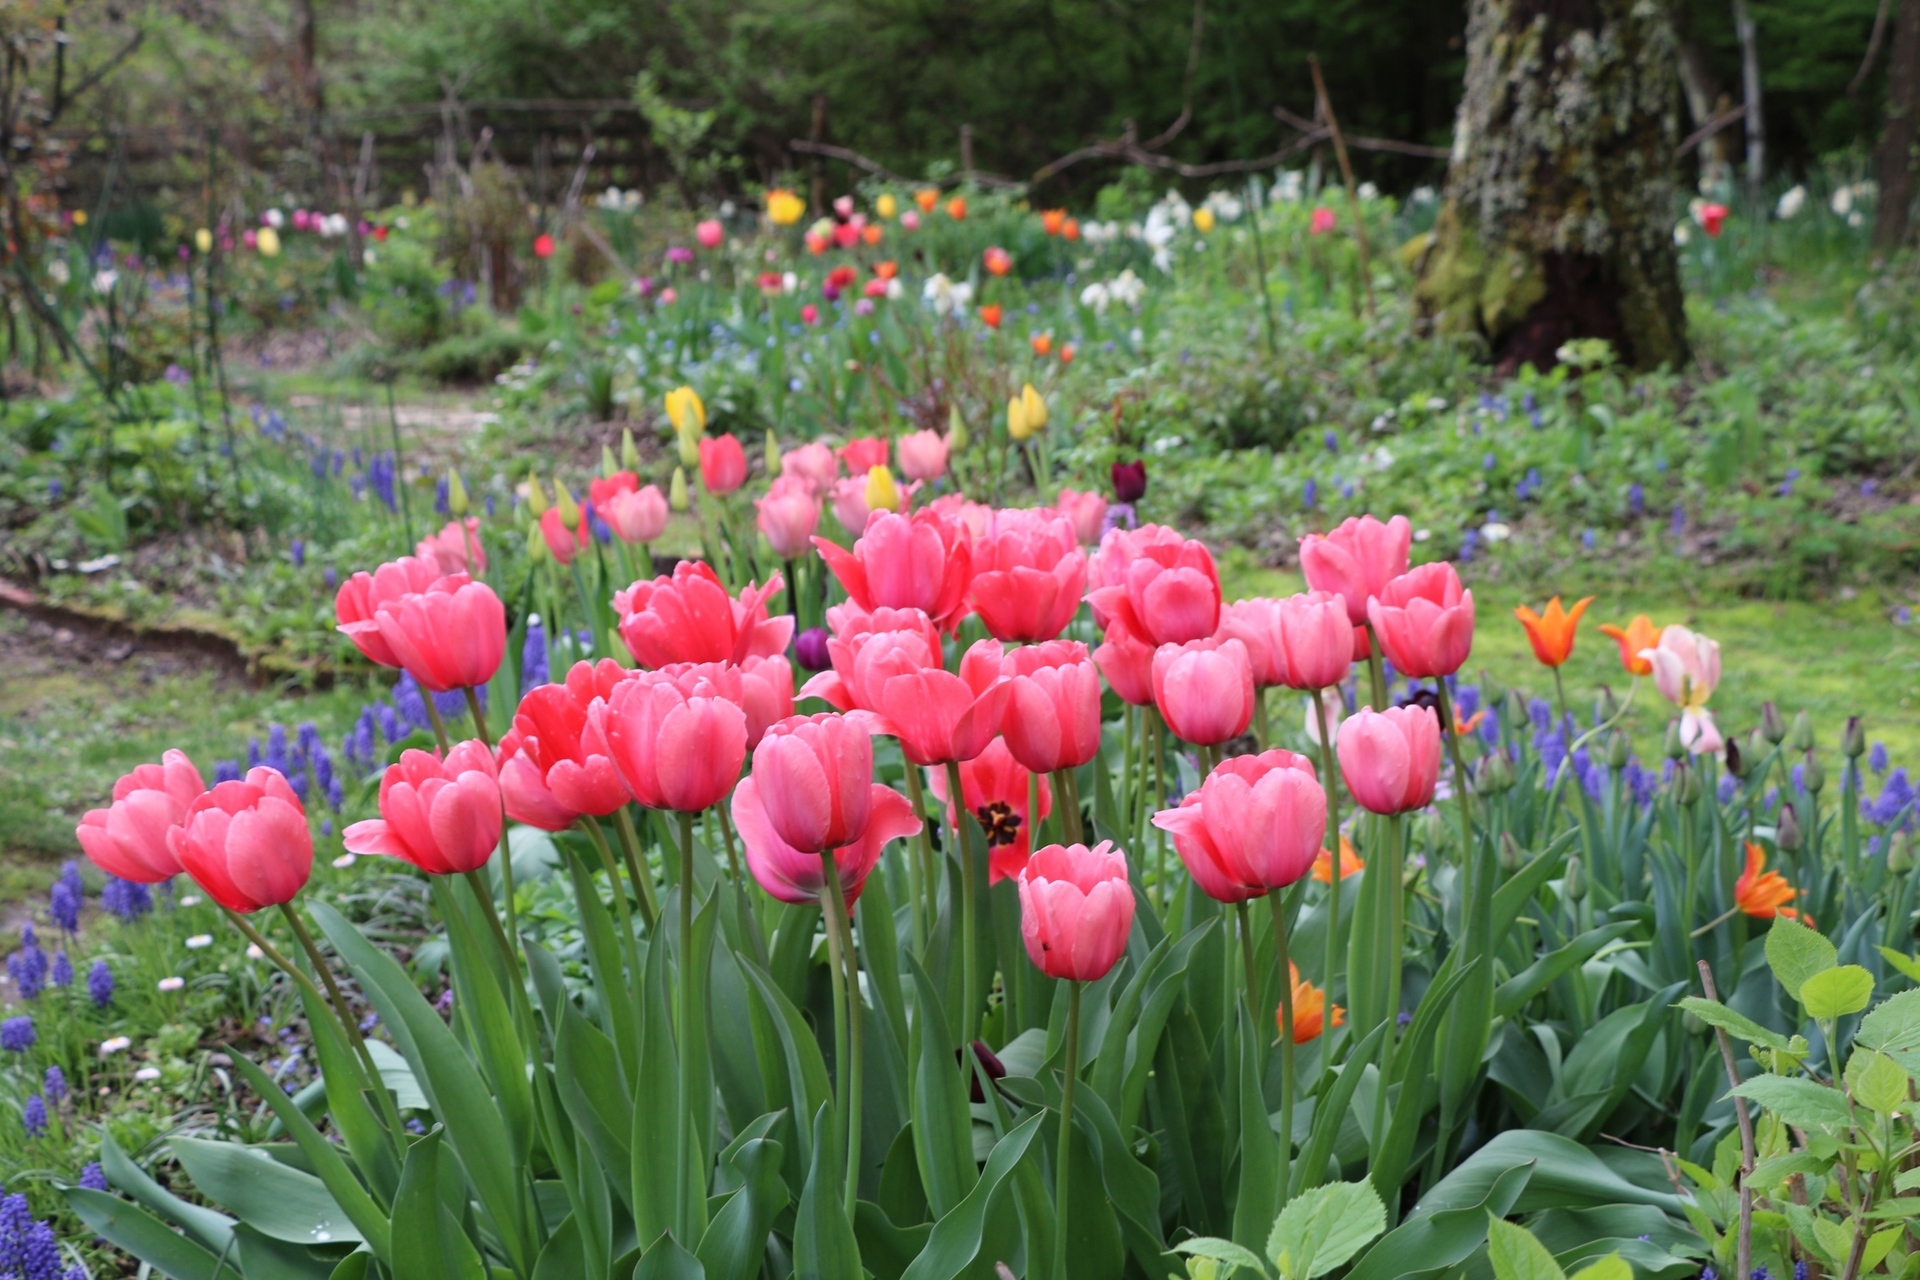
1417 0 1689 373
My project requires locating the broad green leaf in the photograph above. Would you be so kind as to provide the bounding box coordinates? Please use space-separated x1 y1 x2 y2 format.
898 1112 1044 1280
1232 998 1280 1253
1294 1024 1387 1195
853 1200 933 1280
904 954 978 1217
62 1187 227 1280
1486 1217 1567 1280
1898 1167 1920 1193
390 1129 486 1280
1856 987 1920 1052
1566 1255 1631 1280
364 1034 430 1111
1410 1130 1685 1218
1730 1075 1855 1132
1175 1237 1271 1279
234 1222 339 1280
1266 1181 1386 1280
532 1215 586 1280
696 1136 789 1280
1800 965 1875 1019
1876 946 1920 985
1845 1047 1913 1114
1748 1153 1828 1187
1496 923 1637 1018
795 1103 863 1280
328 1252 372 1280
1864 1225 1904 1272
1344 1160 1533 1280
634 1232 709 1280
1672 997 1791 1052
1765 916 1836 1001
171 1136 365 1247
97 1130 235 1255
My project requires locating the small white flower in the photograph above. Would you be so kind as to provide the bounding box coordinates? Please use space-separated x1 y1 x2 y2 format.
885 278 905 301
101 1036 132 1056
1673 221 1692 246
1078 281 1111 313
91 269 118 295
1357 181 1379 201
1410 185 1437 205
134 1067 161 1082
781 271 798 295
1481 522 1512 543
179 895 202 907
157 976 185 992
1202 191 1244 222
48 259 70 285
1303 688 1345 746
1831 186 1854 216
246 944 265 960
1775 185 1806 220
185 934 213 949
1414 528 1432 543
333 853 357 869
263 208 286 228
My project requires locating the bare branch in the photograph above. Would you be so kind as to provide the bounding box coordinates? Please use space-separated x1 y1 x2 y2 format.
1674 103 1747 157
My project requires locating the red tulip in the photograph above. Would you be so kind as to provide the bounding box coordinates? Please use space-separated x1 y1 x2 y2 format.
343 741 502 875
615 560 795 669
1216 591 1353 691
416 518 487 576
533 233 556 258
983 246 1012 276
1092 616 1157 707
843 636 1012 767
1151 750 1325 897
1001 640 1102 774
813 508 975 633
733 774 919 909
757 477 822 559
167 769 313 913
781 442 840 498
594 667 748 813
1086 524 1221 646
499 660 633 825
1309 207 1336 235
1055 488 1108 545
699 434 748 495
1367 562 1474 679
1017 841 1134 981
539 507 585 566
76 750 204 883
978 304 1002 329
353 566 506 693
1299 514 1411 626
1151 637 1255 747
897 429 950 482
1337 705 1441 815
1111 460 1147 504
335 555 443 667
839 436 889 476
969 509 1087 643
927 737 1052 883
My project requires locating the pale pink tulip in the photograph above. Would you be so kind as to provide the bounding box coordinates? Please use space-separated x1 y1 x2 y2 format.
1367 563 1475 679
1018 841 1135 981
344 741 502 875
1151 637 1255 746
1152 750 1325 897
1299 514 1412 626
1337 705 1441 816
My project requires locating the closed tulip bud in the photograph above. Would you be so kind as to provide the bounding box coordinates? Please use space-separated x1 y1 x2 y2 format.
1788 708 1814 752
1724 736 1747 779
621 427 640 472
526 472 549 516
1475 751 1513 795
1007 395 1032 442
1606 729 1630 770
1663 719 1685 760
864 465 899 513
1776 802 1801 852
446 469 469 517
1498 833 1523 872
1761 701 1786 744
766 429 782 474
601 445 619 478
1842 715 1865 758
670 467 690 512
948 403 968 453
1890 830 1914 874
1564 855 1585 901
677 427 701 468
555 481 581 527
526 525 550 563
1505 688 1528 732
1673 761 1700 806
1683 1009 1709 1037
1801 750 1825 793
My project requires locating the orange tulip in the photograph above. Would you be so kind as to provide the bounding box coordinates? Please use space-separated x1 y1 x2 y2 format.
861 223 883 246
983 246 1012 276
1030 333 1053 357
1062 218 1081 241
1311 835 1362 883
1280 961 1344 1044
1734 842 1798 920
978 304 1002 329
945 196 968 221
1514 596 1594 668
1041 209 1067 236
1597 614 1660 676
873 260 899 280
1059 343 1076 364
914 188 940 213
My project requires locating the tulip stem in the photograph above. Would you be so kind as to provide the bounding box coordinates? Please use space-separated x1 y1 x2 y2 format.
1268 891 1295 1204
1433 682 1476 874
1313 688 1344 1013
464 868 524 985
714 803 768 966
461 684 492 744
1254 686 1271 751
277 904 369 1058
1052 980 1082 1280
945 759 982 1048
1363 625 1387 710
422 695 452 753
1232 902 1257 1010
901 765 934 955
675 809 697 1243
582 816 645 978
1551 665 1571 725
1150 710 1168 911
613 806 661 932
819 856 864 1215
1054 768 1084 846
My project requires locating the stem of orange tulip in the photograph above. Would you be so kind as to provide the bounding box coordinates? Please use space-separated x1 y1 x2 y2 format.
1313 688 1343 1010
1550 665 1571 725
945 759 982 1048
1268 890 1295 1204
1052 979 1082 1280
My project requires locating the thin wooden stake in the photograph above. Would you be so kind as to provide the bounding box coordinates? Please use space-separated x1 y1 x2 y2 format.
1308 56 1375 317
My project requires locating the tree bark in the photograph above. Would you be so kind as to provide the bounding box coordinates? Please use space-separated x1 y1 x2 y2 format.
1732 0 1766 197
1872 0 1920 250
1416 0 1690 374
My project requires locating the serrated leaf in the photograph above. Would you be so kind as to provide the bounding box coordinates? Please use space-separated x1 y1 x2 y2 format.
1748 1153 1828 1187
1175 1237 1272 1279
1800 966 1876 1019
1864 1224 1903 1272
1730 1075 1855 1131
1566 1256 1631 1280
1845 1047 1913 1114
1486 1217 1566 1280
1674 997 1791 1051
1898 1167 1920 1193
1266 1181 1386 1280
1856 988 1920 1052
1766 917 1836 1000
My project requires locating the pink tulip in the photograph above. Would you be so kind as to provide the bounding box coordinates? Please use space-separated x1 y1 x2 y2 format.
839 436 889 475
615 560 794 668
603 485 669 545
781 441 840 498
1086 524 1222 646
801 303 820 325
348 565 506 693
1017 841 1135 981
733 775 919 909
736 653 796 749
757 477 822 559
499 660 633 824
699 434 748 495
928 492 993 542
842 636 1011 767
594 667 748 812
1092 617 1156 706
1152 750 1325 898
1299 514 1411 626
1309 207 1336 235
1055 488 1108 545
335 555 443 667
75 750 205 883
1221 595 1352 690
1646 625 1723 754
1152 637 1255 746
1001 640 1102 774
1367 563 1474 679
745 713 876 853
695 219 725 249
814 508 975 633
416 518 487 576
969 510 1087 643
167 769 313 913
897 430 950 482
344 741 502 875
1337 705 1441 816
801 605 944 712
829 477 871 534
927 737 1052 883
539 508 584 566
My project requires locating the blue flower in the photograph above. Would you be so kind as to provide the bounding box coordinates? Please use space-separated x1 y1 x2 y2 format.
7 931 47 1001
43 1067 65 1103
0 1015 36 1054
1302 478 1318 509
49 953 70 989
213 758 242 784
1629 482 1645 514
1870 741 1889 775
521 617 550 691
49 879 79 935
0 1190 62 1279
22 1095 47 1138
101 877 152 921
1670 505 1686 535
79 1162 107 1191
1582 528 1596 550
88 959 114 1009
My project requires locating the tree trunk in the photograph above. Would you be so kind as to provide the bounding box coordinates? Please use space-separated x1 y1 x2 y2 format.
1732 0 1765 198
1872 0 1920 250
1416 0 1689 374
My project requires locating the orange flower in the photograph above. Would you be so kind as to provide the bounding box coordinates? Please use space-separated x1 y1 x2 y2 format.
1059 343 1076 364
1453 708 1486 737
1734 842 1798 920
1062 218 1081 241
874 260 899 280
1280 961 1344 1044
1514 596 1594 668
978 304 1002 329
1597 615 1659 677
861 223 883 246
983 246 1012 276
914 188 940 213
1041 209 1067 236
1311 835 1362 883
1030 333 1053 357
946 196 968 221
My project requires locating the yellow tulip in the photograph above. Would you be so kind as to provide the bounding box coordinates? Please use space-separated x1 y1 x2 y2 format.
71 209 87 227
525 472 550 516
194 228 213 254
876 193 898 220
446 470 469 517
864 465 899 512
621 427 640 471
664 385 705 436
555 481 581 527
670 466 691 512
1007 396 1031 442
1193 207 1216 234
766 189 806 226
1021 384 1048 432
256 227 282 257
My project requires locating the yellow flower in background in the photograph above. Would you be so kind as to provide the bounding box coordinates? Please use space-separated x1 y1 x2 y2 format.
1193 207 1216 234
256 227 281 257
864 465 900 512
1007 383 1048 440
876 193 898 220
524 472 550 516
446 470 470 517
194 228 213 253
766 189 806 226
1007 395 1031 441
664 386 705 436
670 467 691 512
72 210 87 227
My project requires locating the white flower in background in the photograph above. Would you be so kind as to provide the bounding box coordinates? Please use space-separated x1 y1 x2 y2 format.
100 1036 132 1056
1153 189 1193 227
180 895 202 907
924 273 962 314
1079 220 1119 244
1357 181 1379 200
1079 281 1112 312
1410 185 1437 205
158 976 185 992
1202 191 1244 222
263 208 285 229
333 853 356 869
885 278 905 300
47 258 69 285
1108 268 1147 308
1271 170 1305 203
185 934 213 949
1776 185 1807 220
246 944 265 960
134 1067 161 1081
1673 221 1692 246
91 270 117 295
1830 182 1876 217
597 187 643 211
1482 521 1512 543
1414 528 1432 542
780 271 798 295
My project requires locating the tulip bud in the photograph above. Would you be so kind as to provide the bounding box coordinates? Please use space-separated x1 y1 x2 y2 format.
525 525 550 563
1595 686 1621 723
525 472 549 516
864 464 899 513
1890 830 1914 874
1419 809 1446 851
1476 751 1515 795
1498 833 1523 873
1682 1009 1709 1038
621 427 640 472
1020 384 1047 433
948 403 969 453
1776 802 1802 852
1801 750 1826 794
1007 395 1032 442
669 467 690 512
555 481 580 527
1760 701 1786 745
765 429 782 475
1663 719 1685 760
1724 736 1747 780
1672 762 1700 806
677 426 701 468
1788 709 1814 753
1505 688 1528 732
601 445 619 478
446 469 469 517
1842 716 1865 759
1606 729 1630 770
1564 856 1586 902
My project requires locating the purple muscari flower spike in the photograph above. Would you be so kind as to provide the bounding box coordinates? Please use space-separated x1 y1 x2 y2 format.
521 617 550 691
1528 697 1553 734
246 737 263 770
1477 709 1501 747
49 952 71 989
1670 505 1686 535
0 1189 61 1279
435 476 450 515
43 1066 65 1103
1717 775 1738 805
290 538 306 567
0 1015 36 1053
49 879 79 934
265 724 291 776
376 704 403 743
88 959 114 1009
101 877 152 921
22 1095 47 1138
1869 741 1889 775
7 933 47 1001
79 1162 107 1191
1628 482 1645 514
1302 477 1318 509
214 758 242 784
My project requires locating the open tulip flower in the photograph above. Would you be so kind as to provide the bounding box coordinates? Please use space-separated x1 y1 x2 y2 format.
734 776 919 909
593 475 669 545
1087 523 1222 646
1054 488 1108 545
1598 613 1660 676
1283 961 1344 1044
594 666 748 814
1299 513 1412 626
1151 637 1255 747
334 555 445 668
76 750 204 883
416 517 487 576
1091 617 1157 706
1001 640 1103 775
1645 624 1723 753
344 742 502 876
1216 590 1353 692
801 605 945 712
968 509 1087 643
168 769 313 913
781 440 840 497
846 637 1012 767
928 738 1053 883
1337 704 1442 816
813 508 975 632
1734 842 1808 923
1152 749 1326 896
1017 841 1134 982
756 477 822 559
340 559 507 694
615 560 794 669
497 660 633 826
1515 595 1595 668
1367 562 1475 679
